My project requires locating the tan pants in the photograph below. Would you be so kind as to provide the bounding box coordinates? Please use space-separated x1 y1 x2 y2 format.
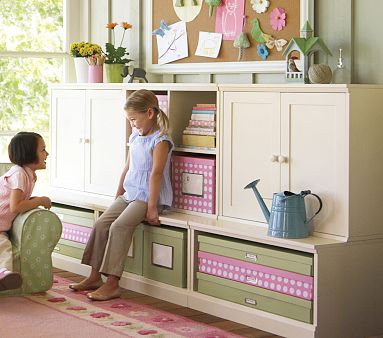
0 232 13 271
82 197 150 277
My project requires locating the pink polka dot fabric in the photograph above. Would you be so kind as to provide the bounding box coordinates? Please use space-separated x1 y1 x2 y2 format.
171 155 216 214
198 251 313 300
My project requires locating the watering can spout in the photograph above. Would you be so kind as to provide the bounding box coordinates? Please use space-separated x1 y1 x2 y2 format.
244 179 270 223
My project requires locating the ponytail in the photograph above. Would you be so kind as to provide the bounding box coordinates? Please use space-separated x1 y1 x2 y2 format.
157 108 170 136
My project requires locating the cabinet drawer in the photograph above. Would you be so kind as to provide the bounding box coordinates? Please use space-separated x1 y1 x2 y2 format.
124 223 144 275
61 222 92 244
54 240 85 260
197 272 312 323
198 234 313 276
51 204 94 228
198 251 313 300
143 225 187 288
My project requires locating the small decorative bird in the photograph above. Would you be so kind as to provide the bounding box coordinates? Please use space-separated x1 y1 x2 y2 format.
288 57 300 72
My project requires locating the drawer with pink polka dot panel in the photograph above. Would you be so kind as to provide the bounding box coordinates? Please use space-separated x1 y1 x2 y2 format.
197 234 313 276
51 204 95 260
198 251 313 300
171 155 216 214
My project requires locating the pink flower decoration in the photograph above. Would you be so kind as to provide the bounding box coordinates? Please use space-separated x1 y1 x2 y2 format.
137 329 158 335
269 7 286 31
48 297 66 303
152 316 174 323
111 302 132 309
90 312 111 318
67 306 87 311
111 321 132 326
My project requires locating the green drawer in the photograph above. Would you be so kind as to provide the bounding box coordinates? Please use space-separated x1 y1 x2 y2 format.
198 234 313 276
54 240 85 260
124 223 144 275
197 272 312 323
143 225 187 288
51 203 95 228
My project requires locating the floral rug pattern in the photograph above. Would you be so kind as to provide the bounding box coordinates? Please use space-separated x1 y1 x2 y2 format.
24 276 240 338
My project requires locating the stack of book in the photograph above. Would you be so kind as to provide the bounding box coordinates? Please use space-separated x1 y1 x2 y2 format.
182 103 216 148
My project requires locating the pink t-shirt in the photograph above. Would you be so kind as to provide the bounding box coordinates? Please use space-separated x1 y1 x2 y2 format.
0 165 36 232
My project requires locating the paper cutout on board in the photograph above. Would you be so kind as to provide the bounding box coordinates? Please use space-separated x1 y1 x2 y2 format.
266 36 287 52
173 0 202 22
195 31 222 58
155 21 188 65
215 0 245 41
152 19 171 37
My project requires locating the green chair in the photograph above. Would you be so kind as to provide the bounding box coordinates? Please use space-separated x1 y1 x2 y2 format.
0 208 62 296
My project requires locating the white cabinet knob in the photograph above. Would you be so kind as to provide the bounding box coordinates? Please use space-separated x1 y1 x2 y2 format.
79 138 83 143
84 138 90 144
270 155 278 162
278 155 287 163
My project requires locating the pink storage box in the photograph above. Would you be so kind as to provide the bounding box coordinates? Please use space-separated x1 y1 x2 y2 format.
171 155 216 214
156 94 168 115
61 222 92 244
198 251 314 300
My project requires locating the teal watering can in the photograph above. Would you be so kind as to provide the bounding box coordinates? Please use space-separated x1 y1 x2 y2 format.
244 179 322 238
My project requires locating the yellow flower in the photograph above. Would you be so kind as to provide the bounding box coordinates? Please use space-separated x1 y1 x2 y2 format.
70 42 101 57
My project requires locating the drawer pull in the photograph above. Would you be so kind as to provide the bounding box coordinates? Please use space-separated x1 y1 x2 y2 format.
245 253 257 261
245 298 257 306
246 276 258 284
54 246 60 251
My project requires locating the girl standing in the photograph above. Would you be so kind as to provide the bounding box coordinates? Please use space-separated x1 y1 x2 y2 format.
69 89 173 301
0 132 51 291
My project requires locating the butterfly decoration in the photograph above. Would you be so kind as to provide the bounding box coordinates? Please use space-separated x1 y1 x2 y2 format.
152 19 170 37
266 36 287 52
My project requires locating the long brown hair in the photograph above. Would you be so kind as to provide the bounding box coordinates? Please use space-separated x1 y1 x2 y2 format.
124 89 169 135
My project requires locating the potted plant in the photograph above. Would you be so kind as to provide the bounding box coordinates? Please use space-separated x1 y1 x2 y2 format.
104 22 133 83
70 42 102 82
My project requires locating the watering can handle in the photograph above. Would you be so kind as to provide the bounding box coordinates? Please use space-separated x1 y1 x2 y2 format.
305 193 323 224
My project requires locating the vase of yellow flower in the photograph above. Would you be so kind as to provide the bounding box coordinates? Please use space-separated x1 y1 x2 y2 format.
70 42 102 83
104 22 133 83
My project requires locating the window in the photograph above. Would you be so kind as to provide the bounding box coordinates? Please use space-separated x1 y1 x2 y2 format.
0 0 65 183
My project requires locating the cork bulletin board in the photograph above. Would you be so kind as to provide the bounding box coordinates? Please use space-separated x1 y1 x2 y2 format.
146 0 314 74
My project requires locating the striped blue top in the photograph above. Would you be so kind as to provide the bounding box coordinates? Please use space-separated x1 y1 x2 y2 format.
123 128 173 207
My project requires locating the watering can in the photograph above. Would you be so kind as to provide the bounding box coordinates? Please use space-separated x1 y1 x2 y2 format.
244 179 322 239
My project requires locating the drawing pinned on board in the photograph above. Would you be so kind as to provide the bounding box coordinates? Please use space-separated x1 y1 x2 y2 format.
195 31 222 58
154 20 188 65
216 0 245 41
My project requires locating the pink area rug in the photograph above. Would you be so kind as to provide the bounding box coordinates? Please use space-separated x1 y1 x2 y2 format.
0 275 241 338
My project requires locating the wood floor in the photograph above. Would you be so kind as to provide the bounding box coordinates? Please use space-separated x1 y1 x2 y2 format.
54 268 281 338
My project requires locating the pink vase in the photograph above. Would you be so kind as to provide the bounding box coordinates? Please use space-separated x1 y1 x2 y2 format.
88 65 103 83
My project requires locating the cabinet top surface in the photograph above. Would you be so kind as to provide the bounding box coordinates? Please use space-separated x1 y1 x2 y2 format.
50 83 383 92
50 83 218 91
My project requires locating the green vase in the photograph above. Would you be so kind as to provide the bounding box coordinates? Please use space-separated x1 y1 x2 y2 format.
105 64 125 83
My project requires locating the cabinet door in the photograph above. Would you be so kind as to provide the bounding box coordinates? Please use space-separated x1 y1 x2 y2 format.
281 93 347 237
50 90 85 190
84 90 126 196
221 91 280 223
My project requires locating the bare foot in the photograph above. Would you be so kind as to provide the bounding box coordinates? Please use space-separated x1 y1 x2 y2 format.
68 277 103 291
87 276 121 301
